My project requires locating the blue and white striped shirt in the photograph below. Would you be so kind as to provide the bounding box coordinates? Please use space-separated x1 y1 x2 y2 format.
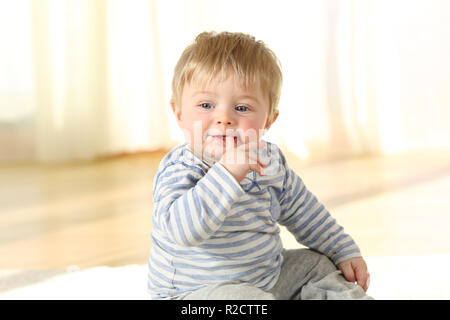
147 142 361 299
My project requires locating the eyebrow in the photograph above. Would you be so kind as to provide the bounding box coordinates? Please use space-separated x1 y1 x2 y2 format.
192 92 260 104
238 95 260 104
192 91 217 97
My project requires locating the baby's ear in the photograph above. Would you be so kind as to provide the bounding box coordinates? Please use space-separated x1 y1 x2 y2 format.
170 100 182 121
265 111 279 130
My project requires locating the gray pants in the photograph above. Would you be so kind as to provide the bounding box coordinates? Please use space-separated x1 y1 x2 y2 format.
180 249 373 300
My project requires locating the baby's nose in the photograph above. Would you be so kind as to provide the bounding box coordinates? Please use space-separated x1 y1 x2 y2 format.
216 120 232 125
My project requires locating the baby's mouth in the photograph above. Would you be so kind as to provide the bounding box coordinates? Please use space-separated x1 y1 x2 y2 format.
209 135 238 145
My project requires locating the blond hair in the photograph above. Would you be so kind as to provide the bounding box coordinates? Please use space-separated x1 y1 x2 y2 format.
171 31 282 117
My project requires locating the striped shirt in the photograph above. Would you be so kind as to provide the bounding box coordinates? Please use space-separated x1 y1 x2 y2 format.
147 142 361 299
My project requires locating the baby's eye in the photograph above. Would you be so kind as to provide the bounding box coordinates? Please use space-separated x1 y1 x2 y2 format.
235 105 248 112
200 103 213 109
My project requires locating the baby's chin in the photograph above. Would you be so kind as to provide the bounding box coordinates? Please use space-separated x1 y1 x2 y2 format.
187 142 223 164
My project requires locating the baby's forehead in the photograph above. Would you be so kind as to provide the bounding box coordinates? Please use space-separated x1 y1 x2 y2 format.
188 73 261 94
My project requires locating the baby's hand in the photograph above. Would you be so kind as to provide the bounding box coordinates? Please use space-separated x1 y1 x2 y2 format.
219 136 267 183
337 257 370 292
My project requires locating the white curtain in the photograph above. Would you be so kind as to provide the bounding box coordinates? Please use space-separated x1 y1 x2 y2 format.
30 0 171 162
1 0 450 163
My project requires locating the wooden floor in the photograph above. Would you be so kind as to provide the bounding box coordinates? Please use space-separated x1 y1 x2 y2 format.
1 149 450 269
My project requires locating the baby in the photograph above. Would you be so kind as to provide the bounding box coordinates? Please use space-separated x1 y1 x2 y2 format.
148 31 372 300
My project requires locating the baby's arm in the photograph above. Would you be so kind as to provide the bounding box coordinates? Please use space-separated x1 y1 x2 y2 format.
278 166 361 263
277 162 370 289
152 161 244 246
277 158 361 259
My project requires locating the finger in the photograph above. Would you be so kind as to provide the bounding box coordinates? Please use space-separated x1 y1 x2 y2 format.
258 139 267 150
258 158 268 168
354 265 369 291
248 141 268 164
226 135 235 149
364 273 370 291
239 138 261 152
204 135 213 147
249 162 265 176
340 264 356 283
257 159 267 175
247 149 267 174
243 134 251 146
247 152 268 167
225 136 237 158
203 136 216 157
220 136 235 163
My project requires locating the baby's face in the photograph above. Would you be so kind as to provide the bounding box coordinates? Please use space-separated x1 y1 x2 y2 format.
172 74 277 161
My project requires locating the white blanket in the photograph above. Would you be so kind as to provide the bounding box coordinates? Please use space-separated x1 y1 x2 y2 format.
1 254 449 300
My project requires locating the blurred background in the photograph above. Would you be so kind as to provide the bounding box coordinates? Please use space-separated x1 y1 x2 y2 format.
1 0 450 273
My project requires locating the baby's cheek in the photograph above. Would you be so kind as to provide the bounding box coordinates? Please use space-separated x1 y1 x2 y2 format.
240 120 267 138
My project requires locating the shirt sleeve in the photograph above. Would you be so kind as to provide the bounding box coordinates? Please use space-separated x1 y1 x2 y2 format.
277 163 362 265
152 161 245 247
